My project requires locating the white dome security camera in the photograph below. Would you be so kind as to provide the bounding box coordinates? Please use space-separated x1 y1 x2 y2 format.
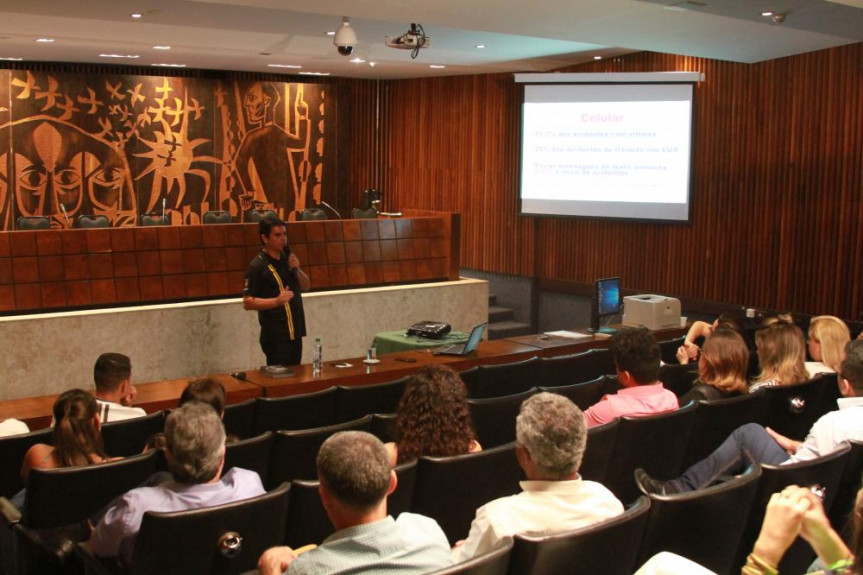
334 16 357 56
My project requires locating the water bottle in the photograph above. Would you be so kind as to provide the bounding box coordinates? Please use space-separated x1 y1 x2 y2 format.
312 338 323 375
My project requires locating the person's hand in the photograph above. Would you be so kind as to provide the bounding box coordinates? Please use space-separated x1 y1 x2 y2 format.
275 289 294 305
766 427 801 455
288 253 301 270
752 487 811 566
676 346 691 365
683 341 700 360
258 546 297 575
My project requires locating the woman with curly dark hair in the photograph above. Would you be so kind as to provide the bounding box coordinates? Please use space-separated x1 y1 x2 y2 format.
385 364 481 465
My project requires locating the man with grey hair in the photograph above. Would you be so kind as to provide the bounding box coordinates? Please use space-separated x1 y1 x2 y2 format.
451 392 624 563
258 431 452 574
89 402 265 565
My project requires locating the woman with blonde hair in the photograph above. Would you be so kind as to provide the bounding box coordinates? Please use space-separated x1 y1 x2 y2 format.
807 315 851 376
679 329 749 404
750 319 808 392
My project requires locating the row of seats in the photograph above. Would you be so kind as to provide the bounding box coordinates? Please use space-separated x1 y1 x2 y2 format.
15 209 277 230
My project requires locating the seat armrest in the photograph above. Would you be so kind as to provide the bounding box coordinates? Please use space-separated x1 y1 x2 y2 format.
76 541 126 575
0 497 21 525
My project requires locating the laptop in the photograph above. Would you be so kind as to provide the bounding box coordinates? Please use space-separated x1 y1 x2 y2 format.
433 323 488 356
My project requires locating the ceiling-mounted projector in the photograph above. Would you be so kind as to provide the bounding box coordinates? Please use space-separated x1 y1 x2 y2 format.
386 23 430 58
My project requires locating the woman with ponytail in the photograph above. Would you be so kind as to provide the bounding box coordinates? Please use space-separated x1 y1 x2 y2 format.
20 389 111 483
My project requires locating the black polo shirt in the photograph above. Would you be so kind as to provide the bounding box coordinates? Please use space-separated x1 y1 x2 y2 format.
243 249 307 340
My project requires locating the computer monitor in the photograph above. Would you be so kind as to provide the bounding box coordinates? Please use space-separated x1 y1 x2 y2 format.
591 277 621 334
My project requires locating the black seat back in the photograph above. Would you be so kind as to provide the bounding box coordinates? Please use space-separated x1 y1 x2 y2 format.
579 419 620 483
538 351 614 388
658 336 685 365
605 401 699 503
469 357 540 399
412 443 522 544
75 215 110 228
101 411 166 457
762 376 831 440
0 427 52 498
16 217 50 230
24 450 159 529
467 389 536 448
130 483 290 575
202 211 232 224
370 413 398 444
254 387 336 434
636 465 762 574
334 377 408 423
684 392 766 467
507 497 650 575
428 538 513 575
223 432 273 481
223 399 257 440
269 415 371 487
538 375 616 411
658 363 699 397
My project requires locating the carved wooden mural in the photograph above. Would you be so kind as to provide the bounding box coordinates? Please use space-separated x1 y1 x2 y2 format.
0 70 331 230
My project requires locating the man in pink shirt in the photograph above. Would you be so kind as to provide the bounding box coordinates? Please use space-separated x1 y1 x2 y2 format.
584 327 678 428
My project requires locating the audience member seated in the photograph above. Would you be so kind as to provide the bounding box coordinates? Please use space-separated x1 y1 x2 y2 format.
15 389 115 508
386 365 481 466
451 393 624 563
678 329 749 404
678 313 744 364
806 316 851 377
89 402 265 565
636 339 863 494
749 317 809 392
93 353 146 422
257 431 452 574
584 327 678 428
0 418 29 437
741 484 858 575
147 378 239 451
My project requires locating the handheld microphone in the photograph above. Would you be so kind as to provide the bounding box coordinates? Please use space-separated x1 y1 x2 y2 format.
59 204 70 227
230 371 247 380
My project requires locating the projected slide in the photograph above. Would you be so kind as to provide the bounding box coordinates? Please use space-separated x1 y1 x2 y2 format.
519 81 695 222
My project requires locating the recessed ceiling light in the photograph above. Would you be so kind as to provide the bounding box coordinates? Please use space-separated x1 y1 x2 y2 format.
267 64 302 69
475 44 486 49
153 45 171 50
593 56 602 60
350 57 366 64
761 10 774 16
131 13 143 19
36 38 55 43
429 64 446 69
100 53 140 59
369 61 376 67
152 63 186 68
0 57 23 61
299 71 330 76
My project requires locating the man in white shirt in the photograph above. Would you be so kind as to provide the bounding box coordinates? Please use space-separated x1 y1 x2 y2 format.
452 393 624 563
93 353 146 422
638 339 863 494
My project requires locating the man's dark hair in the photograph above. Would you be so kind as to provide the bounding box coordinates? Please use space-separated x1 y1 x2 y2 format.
258 216 286 241
317 431 390 512
179 378 227 416
841 340 863 395
609 327 661 384
93 353 131 393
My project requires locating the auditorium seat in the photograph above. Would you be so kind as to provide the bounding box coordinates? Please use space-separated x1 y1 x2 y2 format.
429 537 512 575
579 419 620 483
268 415 372 486
77 482 290 574
301 207 327 220
467 388 536 448
101 411 166 457
245 208 277 222
604 401 699 503
658 363 698 397
538 375 615 411
370 412 398 444
829 439 863 531
138 213 169 226
223 398 257 439
459 366 479 388
223 431 273 481
762 375 832 441
507 496 650 575
411 443 523 544
683 392 765 467
351 207 378 219
75 215 110 228
636 464 761 574
16 216 50 230
733 445 851 573
469 357 540 399
334 377 408 423
658 336 685 365
538 350 615 388
253 387 336 434
0 427 52 499
202 210 232 224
